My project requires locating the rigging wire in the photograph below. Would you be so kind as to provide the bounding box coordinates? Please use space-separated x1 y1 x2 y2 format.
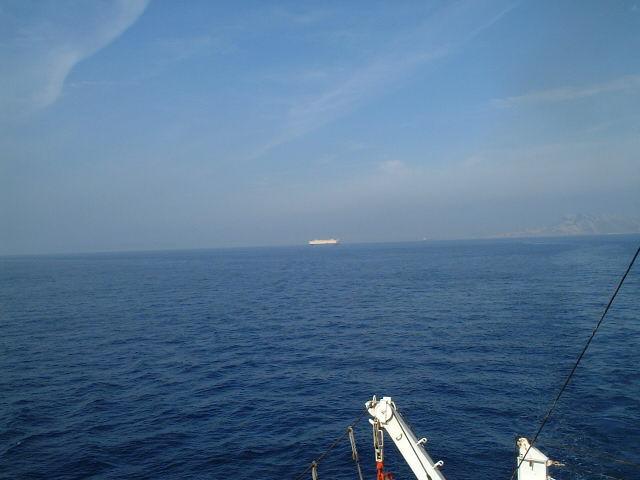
348 426 365 480
293 408 368 480
510 245 640 480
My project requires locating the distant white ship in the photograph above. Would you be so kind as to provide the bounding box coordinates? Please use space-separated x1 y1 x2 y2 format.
308 238 339 245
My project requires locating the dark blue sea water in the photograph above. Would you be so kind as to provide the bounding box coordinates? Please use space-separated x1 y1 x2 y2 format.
1 236 639 480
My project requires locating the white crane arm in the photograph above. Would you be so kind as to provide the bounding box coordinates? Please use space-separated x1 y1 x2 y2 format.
366 396 447 480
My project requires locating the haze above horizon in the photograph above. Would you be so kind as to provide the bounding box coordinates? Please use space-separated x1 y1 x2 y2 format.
2 1 639 255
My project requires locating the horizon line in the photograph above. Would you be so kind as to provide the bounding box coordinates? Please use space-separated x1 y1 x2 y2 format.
2 232 639 258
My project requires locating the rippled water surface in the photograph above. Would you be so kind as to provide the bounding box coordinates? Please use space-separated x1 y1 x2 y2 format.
2 236 639 479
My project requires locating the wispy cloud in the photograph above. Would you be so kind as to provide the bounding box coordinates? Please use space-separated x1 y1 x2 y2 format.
249 48 447 159
0 0 149 117
494 73 640 108
249 1 516 160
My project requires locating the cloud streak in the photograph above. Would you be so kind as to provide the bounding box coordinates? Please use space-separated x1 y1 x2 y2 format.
249 1 516 159
494 73 640 107
249 48 447 159
0 0 149 117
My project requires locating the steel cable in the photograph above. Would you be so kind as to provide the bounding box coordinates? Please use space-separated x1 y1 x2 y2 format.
293 408 368 480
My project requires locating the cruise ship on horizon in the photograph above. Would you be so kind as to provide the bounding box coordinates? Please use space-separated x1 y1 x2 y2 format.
308 238 339 245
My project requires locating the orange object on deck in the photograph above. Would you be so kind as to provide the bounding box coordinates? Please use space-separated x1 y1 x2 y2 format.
376 461 394 480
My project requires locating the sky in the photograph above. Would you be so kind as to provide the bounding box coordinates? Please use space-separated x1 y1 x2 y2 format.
1 0 639 254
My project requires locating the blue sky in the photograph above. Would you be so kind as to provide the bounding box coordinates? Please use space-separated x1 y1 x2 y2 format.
1 0 639 254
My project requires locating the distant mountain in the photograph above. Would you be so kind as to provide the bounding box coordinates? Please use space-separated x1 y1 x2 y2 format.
501 214 640 238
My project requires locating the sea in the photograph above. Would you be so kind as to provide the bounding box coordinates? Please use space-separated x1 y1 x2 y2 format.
1 235 639 480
